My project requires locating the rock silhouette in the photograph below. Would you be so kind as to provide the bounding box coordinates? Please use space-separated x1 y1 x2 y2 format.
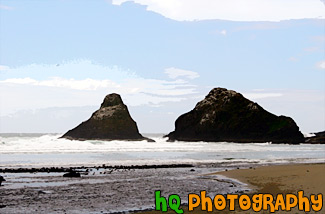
0 176 5 186
63 171 81 178
305 131 325 144
167 87 304 144
62 93 152 141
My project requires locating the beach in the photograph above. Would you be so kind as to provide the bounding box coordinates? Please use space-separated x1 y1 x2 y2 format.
217 163 325 196
0 163 242 214
139 163 325 214
1 0 324 213
0 134 324 213
0 163 324 213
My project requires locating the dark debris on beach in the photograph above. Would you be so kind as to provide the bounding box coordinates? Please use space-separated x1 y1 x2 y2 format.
0 163 194 173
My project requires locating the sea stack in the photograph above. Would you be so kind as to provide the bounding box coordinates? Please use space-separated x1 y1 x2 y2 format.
62 93 152 141
305 131 325 144
167 88 304 144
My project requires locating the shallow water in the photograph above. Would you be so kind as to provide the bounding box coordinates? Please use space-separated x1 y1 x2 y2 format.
0 166 251 213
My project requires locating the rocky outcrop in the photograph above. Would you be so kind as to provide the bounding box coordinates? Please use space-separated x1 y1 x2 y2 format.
63 171 81 178
166 88 304 144
62 93 153 141
305 131 325 144
0 176 5 186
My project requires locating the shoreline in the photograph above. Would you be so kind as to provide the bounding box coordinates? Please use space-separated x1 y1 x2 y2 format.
0 162 324 213
215 162 325 196
135 162 325 214
0 163 194 173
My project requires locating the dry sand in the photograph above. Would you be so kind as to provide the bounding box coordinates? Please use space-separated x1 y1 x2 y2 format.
217 163 325 196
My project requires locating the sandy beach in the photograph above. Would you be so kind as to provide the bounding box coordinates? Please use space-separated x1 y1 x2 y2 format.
139 163 325 214
0 164 240 214
217 163 325 196
0 162 324 213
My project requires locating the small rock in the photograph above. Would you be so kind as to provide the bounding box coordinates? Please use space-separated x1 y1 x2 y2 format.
0 176 6 186
63 171 81 178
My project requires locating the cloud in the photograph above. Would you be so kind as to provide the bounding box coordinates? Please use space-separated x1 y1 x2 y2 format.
288 57 298 62
0 4 13 10
0 65 10 71
111 0 325 22
243 93 283 99
0 61 199 116
1 77 196 95
316 60 325 69
304 47 319 52
312 36 325 43
1 77 120 91
165 67 199 79
220 30 227 36
0 59 135 81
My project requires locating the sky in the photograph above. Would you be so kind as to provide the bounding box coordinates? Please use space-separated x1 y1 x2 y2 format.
0 0 324 134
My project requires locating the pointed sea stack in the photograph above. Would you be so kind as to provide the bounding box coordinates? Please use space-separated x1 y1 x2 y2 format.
62 93 153 141
167 88 304 144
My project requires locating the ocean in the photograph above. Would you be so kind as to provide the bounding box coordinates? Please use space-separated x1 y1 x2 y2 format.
1 133 324 168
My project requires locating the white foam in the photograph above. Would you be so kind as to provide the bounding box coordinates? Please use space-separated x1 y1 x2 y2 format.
1 134 325 167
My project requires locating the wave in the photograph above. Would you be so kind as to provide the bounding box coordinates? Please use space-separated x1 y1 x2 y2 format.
0 134 322 153
1 134 324 167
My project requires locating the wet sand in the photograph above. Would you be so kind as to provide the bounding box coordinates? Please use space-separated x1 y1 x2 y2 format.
138 163 325 214
0 165 242 214
1 163 324 213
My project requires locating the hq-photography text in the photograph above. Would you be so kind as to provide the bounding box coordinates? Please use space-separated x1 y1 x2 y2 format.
155 191 323 213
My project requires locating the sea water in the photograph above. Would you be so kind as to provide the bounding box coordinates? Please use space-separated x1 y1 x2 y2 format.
1 133 324 213
1 133 324 168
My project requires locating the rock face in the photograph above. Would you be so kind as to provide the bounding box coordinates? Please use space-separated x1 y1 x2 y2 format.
167 88 304 144
305 131 325 144
62 93 150 141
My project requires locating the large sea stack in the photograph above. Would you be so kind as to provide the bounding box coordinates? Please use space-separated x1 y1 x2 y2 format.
62 93 152 141
167 88 304 144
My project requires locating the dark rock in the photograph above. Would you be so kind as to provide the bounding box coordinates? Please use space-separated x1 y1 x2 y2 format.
38 191 45 194
63 171 81 178
305 131 325 144
61 93 153 141
166 87 304 144
0 176 5 186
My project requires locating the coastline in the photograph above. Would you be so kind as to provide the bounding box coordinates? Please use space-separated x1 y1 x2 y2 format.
137 163 325 214
1 132 325 214
1 157 324 213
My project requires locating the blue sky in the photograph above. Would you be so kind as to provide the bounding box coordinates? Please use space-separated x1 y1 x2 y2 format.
0 0 324 133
